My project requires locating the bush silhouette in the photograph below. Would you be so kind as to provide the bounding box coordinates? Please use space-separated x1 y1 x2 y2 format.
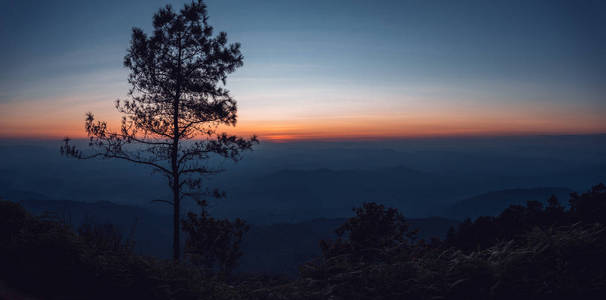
0 199 246 300
317 202 418 266
182 200 249 277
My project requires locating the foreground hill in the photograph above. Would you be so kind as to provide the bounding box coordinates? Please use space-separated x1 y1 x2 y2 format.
2 183 605 299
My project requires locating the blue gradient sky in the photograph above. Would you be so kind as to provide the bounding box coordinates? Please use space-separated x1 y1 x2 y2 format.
1 0 605 140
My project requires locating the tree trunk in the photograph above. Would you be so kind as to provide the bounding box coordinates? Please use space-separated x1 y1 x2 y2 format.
171 88 181 261
171 115 180 260
171 96 181 260
172 40 183 261
172 175 180 261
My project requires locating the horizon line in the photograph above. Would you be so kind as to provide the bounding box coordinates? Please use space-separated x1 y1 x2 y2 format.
2 132 605 144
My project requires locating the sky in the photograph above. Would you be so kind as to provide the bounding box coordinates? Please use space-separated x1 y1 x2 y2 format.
1 0 605 141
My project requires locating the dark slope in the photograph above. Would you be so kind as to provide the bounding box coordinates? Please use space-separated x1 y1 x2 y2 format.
447 187 573 220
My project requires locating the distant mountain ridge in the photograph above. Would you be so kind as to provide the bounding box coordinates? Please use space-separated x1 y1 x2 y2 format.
2 137 606 222
218 165 457 221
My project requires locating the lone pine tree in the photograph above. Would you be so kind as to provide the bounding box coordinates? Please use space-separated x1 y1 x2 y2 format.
62 0 256 260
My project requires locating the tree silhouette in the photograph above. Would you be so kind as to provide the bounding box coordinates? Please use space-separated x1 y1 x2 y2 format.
61 0 257 260
336 202 417 250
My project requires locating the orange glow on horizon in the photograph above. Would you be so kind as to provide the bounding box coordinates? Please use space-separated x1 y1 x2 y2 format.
2 97 605 142
2 115 605 142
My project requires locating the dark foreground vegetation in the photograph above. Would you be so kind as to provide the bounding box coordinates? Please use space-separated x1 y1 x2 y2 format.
1 183 606 299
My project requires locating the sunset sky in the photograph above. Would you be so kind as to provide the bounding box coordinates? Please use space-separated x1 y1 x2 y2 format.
1 0 605 141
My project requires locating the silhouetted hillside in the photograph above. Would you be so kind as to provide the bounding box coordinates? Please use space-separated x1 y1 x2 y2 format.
446 183 606 252
447 187 573 219
255 184 606 299
1 183 605 299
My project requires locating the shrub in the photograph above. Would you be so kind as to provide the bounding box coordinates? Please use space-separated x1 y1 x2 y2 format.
182 200 250 278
